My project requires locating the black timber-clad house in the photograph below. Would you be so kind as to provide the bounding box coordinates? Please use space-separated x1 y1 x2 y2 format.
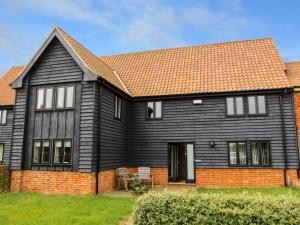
0 26 299 194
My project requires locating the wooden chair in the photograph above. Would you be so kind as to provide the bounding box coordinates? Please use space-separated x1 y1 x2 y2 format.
116 167 134 191
137 167 153 188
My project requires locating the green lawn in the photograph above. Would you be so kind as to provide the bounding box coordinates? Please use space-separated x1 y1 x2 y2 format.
197 187 300 198
0 193 135 225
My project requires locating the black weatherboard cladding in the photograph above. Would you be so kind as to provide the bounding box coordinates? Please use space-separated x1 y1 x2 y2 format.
128 93 298 169
8 35 299 173
0 108 14 163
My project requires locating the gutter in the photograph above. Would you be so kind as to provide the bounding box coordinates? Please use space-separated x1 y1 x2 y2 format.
279 89 288 186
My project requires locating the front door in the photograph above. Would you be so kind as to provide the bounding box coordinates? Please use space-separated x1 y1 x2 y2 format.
168 143 195 183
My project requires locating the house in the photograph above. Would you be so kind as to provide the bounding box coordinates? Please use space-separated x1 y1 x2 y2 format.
0 26 299 195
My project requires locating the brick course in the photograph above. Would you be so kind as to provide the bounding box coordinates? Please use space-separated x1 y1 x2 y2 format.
10 170 96 195
10 168 299 195
196 168 298 188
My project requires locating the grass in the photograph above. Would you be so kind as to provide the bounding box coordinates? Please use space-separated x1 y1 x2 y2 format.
0 193 135 225
197 187 300 198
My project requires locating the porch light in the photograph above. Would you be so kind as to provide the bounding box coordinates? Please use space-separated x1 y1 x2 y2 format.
209 140 215 147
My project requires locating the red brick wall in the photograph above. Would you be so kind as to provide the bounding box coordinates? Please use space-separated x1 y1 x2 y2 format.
196 168 298 188
98 169 116 193
11 170 96 195
11 168 298 195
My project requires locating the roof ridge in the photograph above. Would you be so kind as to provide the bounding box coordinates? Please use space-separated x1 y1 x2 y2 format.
99 37 274 58
285 61 300 64
55 27 115 72
55 26 130 95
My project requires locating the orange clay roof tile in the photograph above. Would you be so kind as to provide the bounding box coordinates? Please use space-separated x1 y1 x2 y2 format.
99 38 291 97
0 66 25 106
55 27 129 94
0 34 293 105
286 62 300 87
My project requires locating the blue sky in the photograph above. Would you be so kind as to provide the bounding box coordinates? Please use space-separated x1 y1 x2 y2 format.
0 0 300 75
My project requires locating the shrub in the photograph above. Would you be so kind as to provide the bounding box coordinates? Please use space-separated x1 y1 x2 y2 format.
0 164 10 193
130 180 149 195
133 191 300 225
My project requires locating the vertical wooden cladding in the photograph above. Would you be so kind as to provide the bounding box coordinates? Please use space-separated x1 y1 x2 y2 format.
129 93 298 169
0 107 14 163
23 84 81 171
11 37 89 171
99 86 129 170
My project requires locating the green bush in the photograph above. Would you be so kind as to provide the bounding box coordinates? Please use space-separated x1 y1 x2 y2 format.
0 164 10 193
133 191 300 225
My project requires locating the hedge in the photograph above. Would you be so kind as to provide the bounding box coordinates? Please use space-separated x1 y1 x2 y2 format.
0 164 10 193
133 191 300 225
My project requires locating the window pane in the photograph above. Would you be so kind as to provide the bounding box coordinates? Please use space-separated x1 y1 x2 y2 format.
45 88 53 109
248 96 257 114
0 144 3 162
66 86 74 108
1 110 7 124
226 98 234 115
118 98 122 119
54 141 63 163
147 102 154 118
258 96 266 114
33 141 41 163
57 87 65 108
236 97 244 115
114 97 118 118
261 142 270 165
229 143 237 165
238 142 247 165
64 141 71 164
155 101 162 118
251 142 259 165
42 141 49 163
36 88 45 110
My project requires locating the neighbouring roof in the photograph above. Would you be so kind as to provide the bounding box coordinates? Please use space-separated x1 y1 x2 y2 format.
286 62 300 87
100 38 291 97
0 27 295 106
0 66 25 106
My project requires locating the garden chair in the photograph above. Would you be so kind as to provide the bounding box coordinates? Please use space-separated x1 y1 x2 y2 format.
116 167 135 191
137 167 153 188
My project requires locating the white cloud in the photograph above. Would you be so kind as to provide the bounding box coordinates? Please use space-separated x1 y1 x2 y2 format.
0 0 264 50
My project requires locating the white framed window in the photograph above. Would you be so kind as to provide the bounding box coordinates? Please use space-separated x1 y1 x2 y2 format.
32 140 50 164
56 85 74 109
248 96 267 115
36 88 53 110
36 88 45 110
114 96 122 119
226 97 244 116
147 101 162 119
53 140 72 164
0 110 7 125
228 142 247 166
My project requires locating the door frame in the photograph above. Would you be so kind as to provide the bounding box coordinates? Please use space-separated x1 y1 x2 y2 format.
167 142 196 184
